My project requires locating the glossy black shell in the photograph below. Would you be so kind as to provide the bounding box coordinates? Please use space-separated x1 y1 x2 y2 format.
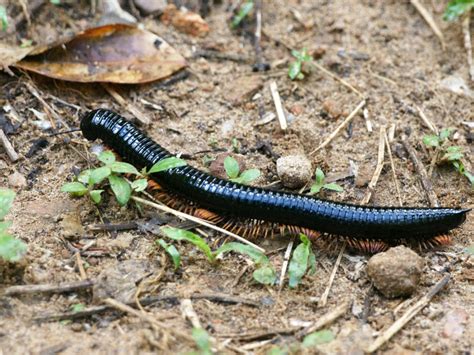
81 109 469 240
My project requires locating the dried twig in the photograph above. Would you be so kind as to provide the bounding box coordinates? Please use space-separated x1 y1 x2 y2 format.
384 132 403 206
132 196 265 252
0 129 20 162
252 0 268 71
87 221 138 231
415 105 438 134
180 299 202 328
462 13 474 82
4 279 94 296
366 274 450 353
312 62 364 97
402 140 439 207
310 100 366 155
75 252 88 280
297 300 351 338
363 108 373 133
278 239 295 289
318 243 346 307
102 84 150 125
362 126 386 205
193 49 250 63
269 81 287 130
410 0 445 50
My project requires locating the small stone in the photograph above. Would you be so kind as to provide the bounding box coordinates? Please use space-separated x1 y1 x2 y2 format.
441 308 468 339
289 104 304 116
93 259 154 304
367 246 424 298
134 0 167 14
209 153 246 180
355 164 372 187
60 212 85 238
322 99 342 119
8 171 27 188
161 4 209 37
276 155 312 189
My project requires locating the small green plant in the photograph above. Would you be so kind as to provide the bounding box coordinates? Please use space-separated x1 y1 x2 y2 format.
0 189 27 262
309 168 343 195
191 327 213 355
224 156 261 185
288 234 316 288
302 329 335 348
160 226 276 285
288 48 312 80
50 0 61 4
231 0 254 28
70 303 86 313
422 128 474 186
443 0 474 21
0 5 7 31
61 151 186 205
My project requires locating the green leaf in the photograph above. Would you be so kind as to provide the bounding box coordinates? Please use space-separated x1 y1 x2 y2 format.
302 329 335 347
157 239 181 270
310 183 323 195
160 227 214 262
439 128 453 141
308 251 317 275
70 303 85 313
443 146 464 161
108 162 139 175
89 166 111 185
131 179 148 192
192 327 212 355
422 135 440 147
288 61 302 80
291 49 302 59
288 234 311 288
214 242 268 264
108 175 131 206
315 168 325 185
224 156 240 179
0 234 27 262
231 169 261 184
463 171 474 186
0 221 12 234
443 0 474 21
77 169 92 184
89 190 103 204
98 151 115 165
266 347 288 355
323 183 344 192
0 188 15 220
253 264 276 285
61 182 88 196
50 0 61 4
301 48 312 62
0 6 7 31
231 1 254 28
148 157 187 174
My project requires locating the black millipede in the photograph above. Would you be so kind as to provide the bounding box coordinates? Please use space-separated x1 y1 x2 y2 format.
80 109 470 253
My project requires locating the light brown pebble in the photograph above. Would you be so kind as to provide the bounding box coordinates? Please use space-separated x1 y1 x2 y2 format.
8 171 27 188
322 99 342 119
367 246 424 298
276 155 312 189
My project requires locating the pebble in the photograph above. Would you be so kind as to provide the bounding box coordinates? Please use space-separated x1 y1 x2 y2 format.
8 171 27 188
367 246 424 298
354 164 372 187
60 212 85 239
322 99 342 119
134 0 166 14
276 155 312 189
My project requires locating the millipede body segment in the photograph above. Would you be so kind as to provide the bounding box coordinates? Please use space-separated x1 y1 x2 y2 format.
80 109 470 252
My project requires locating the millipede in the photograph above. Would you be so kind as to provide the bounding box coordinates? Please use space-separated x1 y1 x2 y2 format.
80 109 470 254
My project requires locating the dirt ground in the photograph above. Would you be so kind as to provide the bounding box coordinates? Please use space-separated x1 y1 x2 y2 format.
0 0 473 354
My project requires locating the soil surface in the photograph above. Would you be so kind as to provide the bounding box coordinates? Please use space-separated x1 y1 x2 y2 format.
0 1 473 354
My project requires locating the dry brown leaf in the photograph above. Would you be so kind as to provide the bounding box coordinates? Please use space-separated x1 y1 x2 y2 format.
161 4 209 37
15 24 186 84
0 43 34 70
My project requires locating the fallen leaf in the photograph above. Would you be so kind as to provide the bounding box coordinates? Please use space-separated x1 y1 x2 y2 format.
0 43 34 70
15 24 186 84
162 4 209 37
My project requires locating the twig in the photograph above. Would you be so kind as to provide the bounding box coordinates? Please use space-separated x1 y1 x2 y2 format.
362 126 386 205
402 140 439 207
252 0 269 71
0 129 20 162
180 299 202 328
462 13 474 82
312 62 364 97
363 108 373 133
415 105 438 134
297 300 351 338
4 279 94 296
310 100 366 155
366 274 450 353
132 196 265 252
75 252 88 280
193 49 250 63
220 328 297 341
278 239 295 289
102 84 150 125
384 132 403 206
34 292 259 322
87 221 138 231
318 243 346 307
269 81 287 130
410 0 445 50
